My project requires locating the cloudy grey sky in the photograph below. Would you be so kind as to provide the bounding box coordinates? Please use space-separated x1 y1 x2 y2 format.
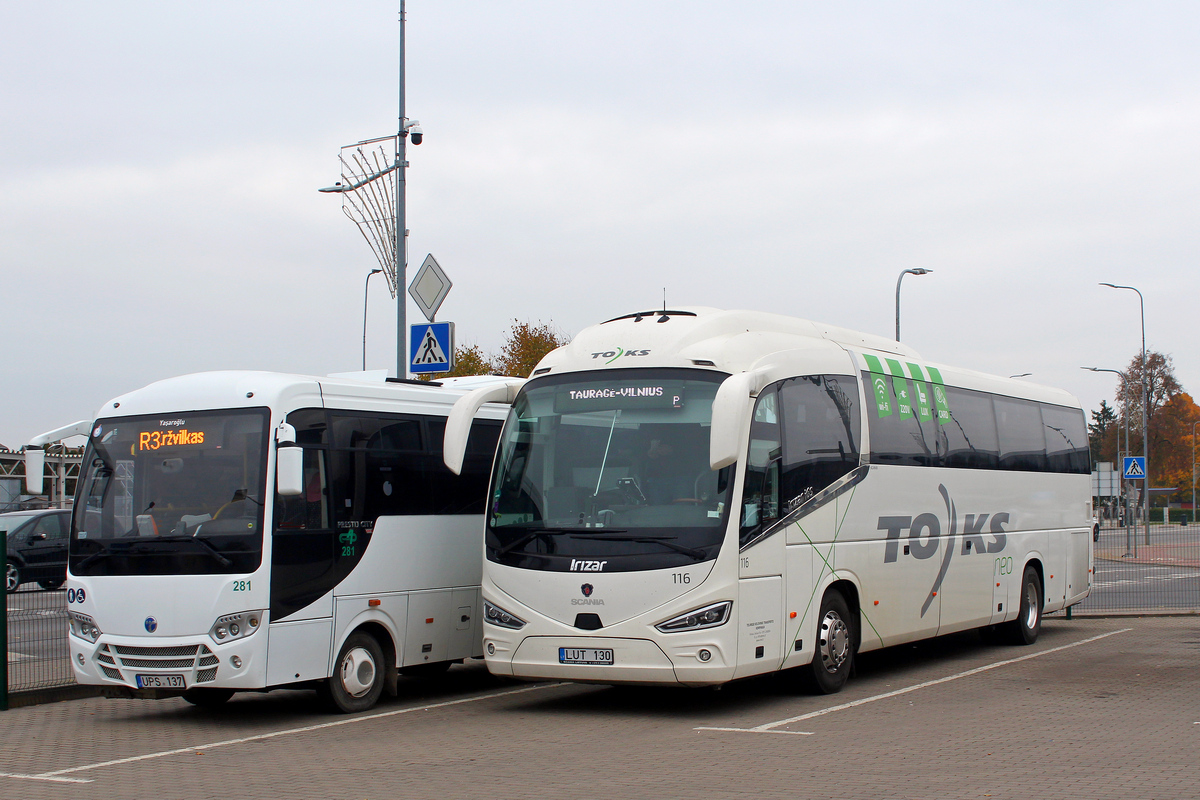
2 1 1197 448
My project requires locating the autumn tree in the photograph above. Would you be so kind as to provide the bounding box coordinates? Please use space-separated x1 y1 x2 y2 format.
493 320 571 377
1088 400 1118 465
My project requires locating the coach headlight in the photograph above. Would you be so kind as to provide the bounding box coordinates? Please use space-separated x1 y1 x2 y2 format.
208 611 263 644
69 611 102 643
483 600 526 630
655 601 732 633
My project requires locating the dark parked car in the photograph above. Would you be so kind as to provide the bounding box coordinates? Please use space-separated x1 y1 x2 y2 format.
3 509 70 592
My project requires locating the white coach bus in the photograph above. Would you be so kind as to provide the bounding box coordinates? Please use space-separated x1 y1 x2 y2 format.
42 370 510 712
443 308 1092 693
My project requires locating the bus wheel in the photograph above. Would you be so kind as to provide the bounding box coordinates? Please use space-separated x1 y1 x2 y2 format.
1001 566 1042 646
182 688 234 707
322 632 385 713
805 590 856 694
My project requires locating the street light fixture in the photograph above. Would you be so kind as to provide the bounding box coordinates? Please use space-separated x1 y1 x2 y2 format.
363 268 384 371
1100 282 1149 547
1083 365 1134 556
895 268 932 341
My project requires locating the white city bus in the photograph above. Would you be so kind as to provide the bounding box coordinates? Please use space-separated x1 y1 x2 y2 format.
443 308 1092 692
46 370 513 711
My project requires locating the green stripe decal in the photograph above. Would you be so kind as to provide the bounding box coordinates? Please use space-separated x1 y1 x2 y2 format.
926 366 951 425
905 362 933 422
884 358 914 419
862 354 893 417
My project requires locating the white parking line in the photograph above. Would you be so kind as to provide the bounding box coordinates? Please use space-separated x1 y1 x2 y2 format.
3 682 562 784
696 628 1131 735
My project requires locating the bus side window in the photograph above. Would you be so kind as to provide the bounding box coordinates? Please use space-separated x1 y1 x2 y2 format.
778 374 860 505
275 448 329 530
740 388 781 546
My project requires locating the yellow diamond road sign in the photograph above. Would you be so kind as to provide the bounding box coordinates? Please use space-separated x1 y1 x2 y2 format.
408 253 452 322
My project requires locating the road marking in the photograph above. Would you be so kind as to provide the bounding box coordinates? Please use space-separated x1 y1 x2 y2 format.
698 727 814 735
696 628 1131 735
21 682 563 781
0 772 94 784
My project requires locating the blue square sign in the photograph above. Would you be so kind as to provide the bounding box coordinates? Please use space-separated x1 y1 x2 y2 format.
409 322 454 374
1123 456 1146 480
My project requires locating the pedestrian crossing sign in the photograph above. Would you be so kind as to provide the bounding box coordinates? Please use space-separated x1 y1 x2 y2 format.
1123 456 1146 480
409 321 454 374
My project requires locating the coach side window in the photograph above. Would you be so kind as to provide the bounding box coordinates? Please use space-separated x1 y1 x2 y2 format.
994 397 1046 472
940 387 1000 469
1041 404 1090 474
777 374 860 509
740 388 782 546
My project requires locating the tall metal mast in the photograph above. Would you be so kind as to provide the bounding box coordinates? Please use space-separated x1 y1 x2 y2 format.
395 0 408 379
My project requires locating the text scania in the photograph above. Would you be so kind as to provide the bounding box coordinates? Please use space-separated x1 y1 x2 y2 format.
877 484 1011 617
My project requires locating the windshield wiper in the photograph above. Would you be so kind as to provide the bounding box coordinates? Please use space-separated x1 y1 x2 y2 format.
150 535 234 567
567 533 706 560
495 527 609 557
73 546 111 572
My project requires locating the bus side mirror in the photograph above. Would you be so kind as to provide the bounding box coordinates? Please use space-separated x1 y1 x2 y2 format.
709 372 758 471
443 379 525 475
25 447 45 495
275 423 304 497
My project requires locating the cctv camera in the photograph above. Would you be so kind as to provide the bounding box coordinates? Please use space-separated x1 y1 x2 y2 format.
410 125 423 145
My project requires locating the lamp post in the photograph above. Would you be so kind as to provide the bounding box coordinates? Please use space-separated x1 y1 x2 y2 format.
1100 282 1149 547
895 268 932 341
1083 366 1133 556
363 268 383 370
1192 420 1199 525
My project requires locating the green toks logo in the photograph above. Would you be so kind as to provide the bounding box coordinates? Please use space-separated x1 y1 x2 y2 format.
591 346 651 364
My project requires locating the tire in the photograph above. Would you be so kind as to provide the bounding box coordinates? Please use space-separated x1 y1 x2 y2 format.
320 632 386 713
6 561 21 593
400 660 453 677
39 579 64 591
182 688 235 707
1000 566 1042 645
803 589 857 694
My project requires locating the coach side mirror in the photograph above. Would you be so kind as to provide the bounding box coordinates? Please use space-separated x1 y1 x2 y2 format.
24 447 45 495
275 423 304 497
709 372 758 471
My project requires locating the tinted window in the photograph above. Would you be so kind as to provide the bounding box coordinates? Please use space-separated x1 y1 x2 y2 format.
995 397 1046 471
1042 404 1090 474
861 369 938 466
778 374 861 509
940 387 999 469
740 387 782 546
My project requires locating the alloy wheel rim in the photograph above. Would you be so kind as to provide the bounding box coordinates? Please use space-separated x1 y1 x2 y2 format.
339 646 377 697
819 610 850 670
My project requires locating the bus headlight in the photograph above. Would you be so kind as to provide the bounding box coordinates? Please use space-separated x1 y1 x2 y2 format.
209 611 263 644
483 601 526 630
655 601 732 633
68 611 102 643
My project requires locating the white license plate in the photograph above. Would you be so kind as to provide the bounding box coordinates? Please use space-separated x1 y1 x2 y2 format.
136 674 186 689
559 647 614 665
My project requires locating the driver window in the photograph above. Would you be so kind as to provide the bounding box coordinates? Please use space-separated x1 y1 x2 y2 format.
740 388 782 546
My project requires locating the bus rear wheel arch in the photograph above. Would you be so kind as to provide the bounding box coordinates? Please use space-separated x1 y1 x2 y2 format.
321 631 386 713
803 587 857 694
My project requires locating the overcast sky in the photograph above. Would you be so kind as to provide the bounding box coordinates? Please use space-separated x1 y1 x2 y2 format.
2 1 1198 449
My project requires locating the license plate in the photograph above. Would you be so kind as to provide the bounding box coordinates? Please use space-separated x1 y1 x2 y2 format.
559 647 614 665
135 674 186 689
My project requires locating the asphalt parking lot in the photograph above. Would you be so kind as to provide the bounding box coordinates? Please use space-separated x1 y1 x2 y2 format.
1 616 1197 800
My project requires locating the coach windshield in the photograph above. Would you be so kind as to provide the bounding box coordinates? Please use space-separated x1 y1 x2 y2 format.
487 368 733 572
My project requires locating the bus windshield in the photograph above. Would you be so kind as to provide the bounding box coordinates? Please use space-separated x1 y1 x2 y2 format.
70 409 270 576
488 368 733 572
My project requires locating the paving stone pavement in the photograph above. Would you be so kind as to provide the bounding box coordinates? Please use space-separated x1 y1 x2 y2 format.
1 616 1197 800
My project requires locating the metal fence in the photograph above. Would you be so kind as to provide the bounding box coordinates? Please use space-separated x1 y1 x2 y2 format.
1073 519 1200 613
3 581 72 707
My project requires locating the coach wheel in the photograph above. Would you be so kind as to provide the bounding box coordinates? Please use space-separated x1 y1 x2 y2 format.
804 589 856 694
322 632 385 713
6 562 21 592
1001 566 1042 646
182 688 235 707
